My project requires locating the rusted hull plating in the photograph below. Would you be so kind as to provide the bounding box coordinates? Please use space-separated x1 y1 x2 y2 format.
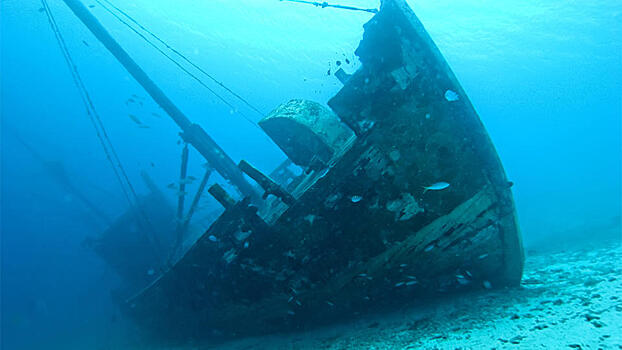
124 0 523 341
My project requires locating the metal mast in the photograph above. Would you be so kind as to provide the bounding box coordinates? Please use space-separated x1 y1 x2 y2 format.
59 0 258 199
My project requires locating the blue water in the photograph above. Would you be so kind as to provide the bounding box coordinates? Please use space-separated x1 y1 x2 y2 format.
1 0 620 348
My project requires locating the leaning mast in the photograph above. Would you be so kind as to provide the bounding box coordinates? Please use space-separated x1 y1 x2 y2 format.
59 0 258 199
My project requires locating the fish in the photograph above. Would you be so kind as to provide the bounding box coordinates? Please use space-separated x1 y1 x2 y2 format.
444 89 460 102
178 178 194 185
187 176 197 181
166 183 176 189
128 114 142 125
146 268 155 276
456 275 470 285
345 58 351 64
208 235 218 242
422 181 450 194
82 40 89 47
151 112 162 118
350 195 363 203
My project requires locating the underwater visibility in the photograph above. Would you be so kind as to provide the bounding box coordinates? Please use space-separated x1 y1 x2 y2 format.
1 0 620 349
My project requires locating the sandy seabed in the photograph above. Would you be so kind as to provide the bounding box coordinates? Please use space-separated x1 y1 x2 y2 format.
204 238 621 350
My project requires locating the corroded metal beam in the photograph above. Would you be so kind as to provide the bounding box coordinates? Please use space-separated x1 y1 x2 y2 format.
60 0 257 199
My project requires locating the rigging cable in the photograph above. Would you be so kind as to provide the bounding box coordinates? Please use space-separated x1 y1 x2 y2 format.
40 0 164 261
279 0 379 14
100 0 266 119
94 0 263 129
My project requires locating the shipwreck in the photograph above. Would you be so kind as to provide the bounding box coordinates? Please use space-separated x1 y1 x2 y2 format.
52 0 524 342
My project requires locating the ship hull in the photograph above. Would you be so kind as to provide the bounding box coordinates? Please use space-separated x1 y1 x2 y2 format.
124 0 523 341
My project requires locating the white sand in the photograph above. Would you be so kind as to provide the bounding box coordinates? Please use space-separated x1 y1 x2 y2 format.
205 239 622 350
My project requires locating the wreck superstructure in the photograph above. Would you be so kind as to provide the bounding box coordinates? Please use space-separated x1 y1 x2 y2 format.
58 0 524 342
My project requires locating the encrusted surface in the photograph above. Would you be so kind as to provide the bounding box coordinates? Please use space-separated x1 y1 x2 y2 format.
124 0 523 341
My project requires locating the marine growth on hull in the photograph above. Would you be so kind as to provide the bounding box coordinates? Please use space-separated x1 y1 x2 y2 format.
73 0 524 342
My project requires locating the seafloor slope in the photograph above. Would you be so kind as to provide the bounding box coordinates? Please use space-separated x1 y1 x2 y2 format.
203 237 621 349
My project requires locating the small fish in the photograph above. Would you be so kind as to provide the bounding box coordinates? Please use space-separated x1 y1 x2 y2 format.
176 190 187 197
358 273 368 277
178 178 194 185
326 301 335 307
295 300 302 306
406 281 417 286
345 58 351 64
444 89 459 102
424 243 435 252
399 264 408 268
243 241 249 248
350 195 363 203
38 7 45 12
151 112 162 118
287 310 295 316
138 124 150 129
128 114 142 125
478 253 489 260
150 162 155 167
394 282 405 287
88 4 95 8
456 274 470 285
166 183 176 189
336 60 342 66
287 296 294 303
327 68 331 76
482 280 492 289
82 40 89 47
422 182 450 194
146 268 155 276
208 235 218 242
187 176 197 181
125 98 136 105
